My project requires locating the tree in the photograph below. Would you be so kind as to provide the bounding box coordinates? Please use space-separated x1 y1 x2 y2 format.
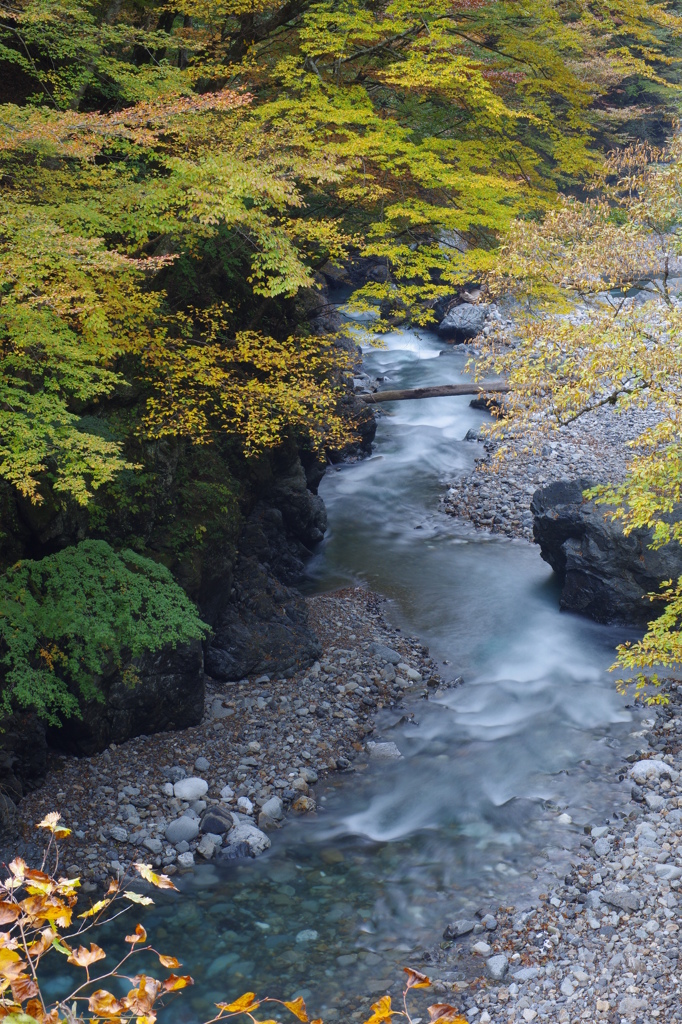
477 136 682 700
1 0 681 504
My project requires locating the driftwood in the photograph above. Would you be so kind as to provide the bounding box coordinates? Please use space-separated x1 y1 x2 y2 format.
359 382 510 404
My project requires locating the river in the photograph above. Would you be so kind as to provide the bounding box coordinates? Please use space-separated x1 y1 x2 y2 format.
43 326 647 1022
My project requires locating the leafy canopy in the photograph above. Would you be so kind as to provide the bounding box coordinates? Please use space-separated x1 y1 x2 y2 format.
0 540 209 724
0 0 680 503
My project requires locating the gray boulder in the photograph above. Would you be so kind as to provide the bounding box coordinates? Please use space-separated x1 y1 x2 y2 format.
531 478 682 624
438 304 488 341
218 817 271 858
165 816 200 844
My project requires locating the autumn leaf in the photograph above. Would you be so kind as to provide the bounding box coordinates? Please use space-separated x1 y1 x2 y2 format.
133 865 177 891
284 997 309 1021
162 975 193 992
0 905 20 927
363 995 395 1024
158 955 181 969
78 899 112 919
427 1005 468 1024
35 814 71 839
125 925 147 946
88 990 124 1018
10 977 39 1004
123 892 154 906
67 944 106 968
404 968 431 989
216 993 261 1014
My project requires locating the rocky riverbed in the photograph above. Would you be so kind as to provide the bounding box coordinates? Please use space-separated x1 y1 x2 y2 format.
443 402 663 542
18 587 443 888
404 685 682 1024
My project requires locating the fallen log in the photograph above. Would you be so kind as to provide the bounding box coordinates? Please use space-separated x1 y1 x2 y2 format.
359 382 510 404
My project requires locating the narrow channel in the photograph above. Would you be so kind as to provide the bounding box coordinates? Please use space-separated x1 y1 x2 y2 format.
88 326 647 1023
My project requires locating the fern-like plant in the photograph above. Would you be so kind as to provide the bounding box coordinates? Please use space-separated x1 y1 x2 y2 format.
0 540 209 725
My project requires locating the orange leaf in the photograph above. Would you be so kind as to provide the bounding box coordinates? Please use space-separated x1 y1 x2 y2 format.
67 943 107 968
284 998 309 1022
0 949 25 980
11 975 39 1003
162 975 193 992
0 905 19 926
404 968 430 990
158 955 181 969
125 925 147 945
216 993 261 1013
427 1005 468 1024
26 997 46 1021
88 990 124 1018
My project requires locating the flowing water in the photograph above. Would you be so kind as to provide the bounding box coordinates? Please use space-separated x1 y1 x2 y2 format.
44 327 648 1020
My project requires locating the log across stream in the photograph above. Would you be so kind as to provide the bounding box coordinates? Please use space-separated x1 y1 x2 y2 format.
360 381 510 403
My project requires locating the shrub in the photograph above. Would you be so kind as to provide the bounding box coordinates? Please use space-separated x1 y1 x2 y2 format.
0 540 209 725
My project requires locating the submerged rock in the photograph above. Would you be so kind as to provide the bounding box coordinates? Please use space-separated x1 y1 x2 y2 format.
531 478 682 624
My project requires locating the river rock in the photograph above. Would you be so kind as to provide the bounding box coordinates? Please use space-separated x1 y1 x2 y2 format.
630 758 677 782
438 303 488 341
219 818 271 858
200 805 234 835
174 777 208 801
165 816 200 844
531 478 682 624
485 954 509 981
260 796 284 820
366 741 402 761
602 888 642 913
443 919 477 939
369 644 402 664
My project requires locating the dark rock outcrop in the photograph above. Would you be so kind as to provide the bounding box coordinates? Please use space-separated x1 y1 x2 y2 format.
531 478 682 624
438 303 488 341
48 640 205 757
205 550 321 681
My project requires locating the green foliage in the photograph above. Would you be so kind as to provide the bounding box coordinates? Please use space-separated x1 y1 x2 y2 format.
0 0 680 504
0 540 209 725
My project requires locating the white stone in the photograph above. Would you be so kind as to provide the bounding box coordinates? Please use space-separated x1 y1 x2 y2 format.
177 851 195 869
557 813 572 825
560 979 574 997
197 835 216 859
173 777 208 801
296 929 319 943
629 759 678 783
237 796 254 815
220 785 235 802
225 819 271 857
472 941 491 956
366 741 402 761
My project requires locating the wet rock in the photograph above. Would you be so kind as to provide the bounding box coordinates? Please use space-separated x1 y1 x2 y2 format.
443 919 477 940
197 835 216 859
630 758 677 783
260 796 284 821
366 741 402 761
291 795 316 813
220 818 271 858
177 851 195 869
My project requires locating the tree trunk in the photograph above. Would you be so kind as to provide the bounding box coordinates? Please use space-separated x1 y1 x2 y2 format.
359 382 510 404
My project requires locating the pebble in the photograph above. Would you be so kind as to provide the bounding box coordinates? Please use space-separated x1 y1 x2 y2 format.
165 816 200 844
20 588 441 883
485 954 508 980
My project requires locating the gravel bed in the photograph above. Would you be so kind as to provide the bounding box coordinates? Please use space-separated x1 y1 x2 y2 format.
18 587 442 889
409 686 682 1023
443 404 664 541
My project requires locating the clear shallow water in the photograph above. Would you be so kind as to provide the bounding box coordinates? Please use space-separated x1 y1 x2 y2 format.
46 328 646 1021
